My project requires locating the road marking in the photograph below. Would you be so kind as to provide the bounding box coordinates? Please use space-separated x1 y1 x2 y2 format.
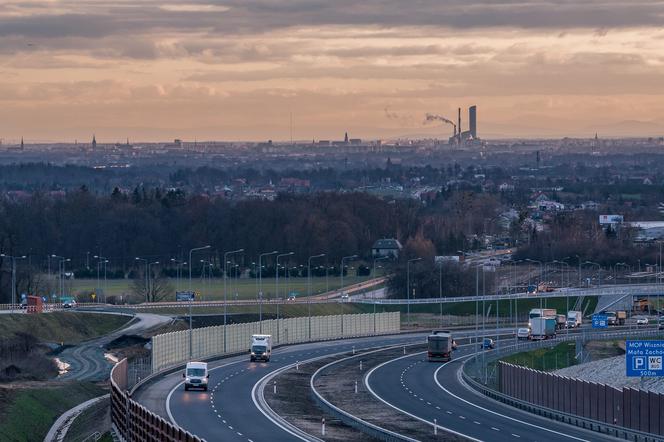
459 415 466 419
491 427 500 431
512 434 521 438
433 356 591 442
473 421 481 425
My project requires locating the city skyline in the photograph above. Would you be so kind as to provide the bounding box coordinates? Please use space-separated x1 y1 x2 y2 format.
1 1 664 141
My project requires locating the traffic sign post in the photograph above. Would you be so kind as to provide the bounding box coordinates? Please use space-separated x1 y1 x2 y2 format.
592 314 608 328
626 340 664 377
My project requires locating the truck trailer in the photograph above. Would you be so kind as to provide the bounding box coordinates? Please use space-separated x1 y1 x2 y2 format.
531 317 556 340
427 331 455 362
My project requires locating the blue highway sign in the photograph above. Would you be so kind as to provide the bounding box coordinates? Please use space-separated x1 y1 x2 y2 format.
626 340 664 377
592 314 608 328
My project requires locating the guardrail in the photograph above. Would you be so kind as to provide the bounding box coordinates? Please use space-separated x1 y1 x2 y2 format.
461 328 664 442
353 283 664 304
111 359 202 442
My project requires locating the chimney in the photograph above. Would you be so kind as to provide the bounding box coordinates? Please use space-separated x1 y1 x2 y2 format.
458 108 462 143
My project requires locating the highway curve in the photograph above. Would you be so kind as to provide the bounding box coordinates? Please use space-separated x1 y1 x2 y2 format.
135 333 428 442
366 342 618 442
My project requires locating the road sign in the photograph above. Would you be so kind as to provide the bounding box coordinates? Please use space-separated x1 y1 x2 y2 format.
592 314 608 328
91 293 96 301
626 340 664 377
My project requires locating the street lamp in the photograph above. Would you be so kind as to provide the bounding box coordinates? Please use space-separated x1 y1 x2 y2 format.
340 255 358 298
147 261 159 302
134 257 148 301
276 252 294 300
525 258 543 308
223 249 243 351
582 261 602 286
407 257 423 326
258 250 278 329
308 254 326 298
1 254 26 312
188 245 211 359
171 258 187 291
373 256 389 280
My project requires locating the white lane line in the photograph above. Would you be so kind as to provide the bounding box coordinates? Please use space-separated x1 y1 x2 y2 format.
512 434 521 438
459 416 466 420
491 427 500 431
433 357 591 442
473 421 481 425
364 351 480 442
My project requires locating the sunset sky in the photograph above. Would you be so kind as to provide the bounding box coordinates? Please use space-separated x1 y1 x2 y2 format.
2 0 664 142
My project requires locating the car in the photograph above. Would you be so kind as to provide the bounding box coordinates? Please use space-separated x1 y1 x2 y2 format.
482 338 495 349
63 300 77 309
517 328 531 340
658 317 664 330
635 316 649 325
340 293 349 301
183 361 209 391
287 294 296 301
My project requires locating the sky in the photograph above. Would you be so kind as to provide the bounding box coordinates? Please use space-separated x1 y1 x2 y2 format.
2 0 664 142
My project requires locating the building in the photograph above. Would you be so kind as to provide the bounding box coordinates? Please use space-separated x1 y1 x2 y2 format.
469 105 477 138
371 238 402 258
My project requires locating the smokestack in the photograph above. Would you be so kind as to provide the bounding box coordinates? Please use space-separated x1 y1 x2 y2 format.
469 105 477 139
458 108 461 143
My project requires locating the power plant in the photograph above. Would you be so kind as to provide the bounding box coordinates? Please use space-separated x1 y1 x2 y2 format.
448 105 478 145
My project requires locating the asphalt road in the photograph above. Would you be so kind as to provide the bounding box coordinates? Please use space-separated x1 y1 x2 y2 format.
366 341 619 442
137 333 429 442
58 312 171 381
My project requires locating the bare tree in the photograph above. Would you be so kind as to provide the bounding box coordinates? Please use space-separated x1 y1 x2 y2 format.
131 274 173 303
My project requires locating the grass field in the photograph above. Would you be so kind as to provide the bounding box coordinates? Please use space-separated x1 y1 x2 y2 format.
499 341 578 371
0 382 105 442
0 312 131 344
69 275 374 301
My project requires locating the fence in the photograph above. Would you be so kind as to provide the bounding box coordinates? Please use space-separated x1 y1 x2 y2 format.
152 311 400 373
111 358 202 442
500 361 664 436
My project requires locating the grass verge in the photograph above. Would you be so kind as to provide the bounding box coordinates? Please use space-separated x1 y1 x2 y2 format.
0 312 131 344
0 382 105 442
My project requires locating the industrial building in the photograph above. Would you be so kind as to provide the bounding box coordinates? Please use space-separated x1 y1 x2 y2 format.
449 105 478 145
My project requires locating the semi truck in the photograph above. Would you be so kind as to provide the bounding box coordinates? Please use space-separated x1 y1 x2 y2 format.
250 334 272 362
566 311 582 328
427 331 456 362
531 317 556 340
528 308 557 327
555 314 567 330
616 311 627 325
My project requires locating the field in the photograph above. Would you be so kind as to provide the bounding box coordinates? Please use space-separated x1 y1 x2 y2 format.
0 312 131 344
69 275 374 302
499 341 578 371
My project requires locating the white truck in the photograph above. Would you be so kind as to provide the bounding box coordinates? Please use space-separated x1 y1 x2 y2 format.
250 334 272 362
183 361 209 391
566 311 582 328
531 317 556 340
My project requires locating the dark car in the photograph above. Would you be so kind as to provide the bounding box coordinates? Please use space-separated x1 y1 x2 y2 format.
482 338 495 349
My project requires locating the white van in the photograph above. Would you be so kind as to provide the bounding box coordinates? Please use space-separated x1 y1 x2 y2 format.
250 334 272 362
183 361 209 391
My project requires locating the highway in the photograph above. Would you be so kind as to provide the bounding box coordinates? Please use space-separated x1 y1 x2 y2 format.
135 333 429 442
365 342 610 441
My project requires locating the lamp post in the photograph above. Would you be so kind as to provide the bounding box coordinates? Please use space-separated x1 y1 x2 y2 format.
258 251 278 331
188 245 211 359
171 258 186 291
147 261 159 302
1 254 26 312
583 261 601 286
307 254 325 339
276 252 294 301
525 258 543 308
407 257 422 327
223 249 243 352
553 260 571 334
134 257 148 301
51 254 65 301
340 255 358 298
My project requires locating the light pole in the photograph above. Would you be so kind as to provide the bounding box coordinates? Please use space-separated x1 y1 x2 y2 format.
583 261 601 286
525 258 543 308
147 261 159 302
276 252 294 300
188 245 211 359
51 254 65 301
340 255 358 297
373 256 389 280
223 249 243 352
1 254 26 312
171 258 187 292
553 260 571 334
258 251 278 330
307 254 325 339
134 257 148 301
406 257 422 327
